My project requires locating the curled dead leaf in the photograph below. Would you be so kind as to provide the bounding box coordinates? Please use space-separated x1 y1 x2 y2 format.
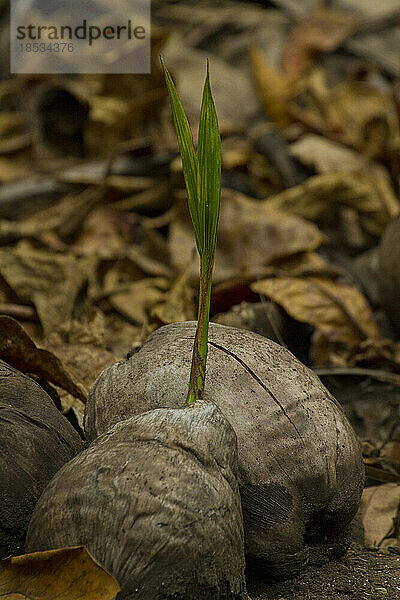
251 276 380 346
0 316 87 402
265 171 399 238
0 546 120 600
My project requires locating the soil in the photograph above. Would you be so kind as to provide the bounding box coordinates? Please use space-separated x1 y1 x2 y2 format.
249 544 400 600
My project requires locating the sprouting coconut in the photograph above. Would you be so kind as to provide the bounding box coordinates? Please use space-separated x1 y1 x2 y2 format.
0 360 83 558
84 64 364 578
26 61 247 599
85 321 364 576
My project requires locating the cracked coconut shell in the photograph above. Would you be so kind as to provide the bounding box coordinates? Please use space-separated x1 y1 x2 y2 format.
85 321 364 577
0 360 83 558
26 404 247 600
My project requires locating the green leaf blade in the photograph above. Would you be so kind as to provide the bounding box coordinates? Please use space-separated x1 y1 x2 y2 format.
160 57 202 250
197 61 222 258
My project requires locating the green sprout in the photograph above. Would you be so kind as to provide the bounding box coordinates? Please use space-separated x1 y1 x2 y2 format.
161 57 221 404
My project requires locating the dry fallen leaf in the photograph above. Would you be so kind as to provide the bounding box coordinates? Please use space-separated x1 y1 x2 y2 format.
0 188 101 246
289 70 400 159
0 546 120 600
71 208 128 257
170 189 323 284
282 7 357 76
0 316 87 402
360 484 400 551
0 242 87 337
104 313 148 357
0 157 30 183
42 340 119 428
106 276 170 325
381 441 400 464
249 46 299 126
289 134 383 174
267 251 339 278
265 171 399 238
251 276 380 346
151 268 196 325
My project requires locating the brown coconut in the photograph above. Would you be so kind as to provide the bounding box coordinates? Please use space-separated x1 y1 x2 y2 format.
26 404 247 599
0 360 83 558
85 321 364 577
379 216 400 335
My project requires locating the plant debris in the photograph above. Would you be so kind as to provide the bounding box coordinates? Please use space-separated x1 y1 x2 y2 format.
0 547 120 600
1 0 400 596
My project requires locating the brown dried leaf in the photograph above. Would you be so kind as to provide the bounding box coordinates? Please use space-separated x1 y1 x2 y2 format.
170 189 323 284
71 208 128 257
107 277 169 324
289 72 400 158
0 157 30 183
311 332 400 370
289 134 382 174
251 276 380 346
381 441 400 464
268 251 339 278
309 329 349 368
0 242 87 336
0 133 32 156
126 246 173 279
0 546 119 600
0 112 25 137
0 316 87 402
266 171 399 238
151 269 196 325
282 7 357 76
360 484 400 550
56 165 154 192
0 188 101 245
249 46 299 126
112 181 171 214
42 340 119 425
104 313 147 357
328 81 399 157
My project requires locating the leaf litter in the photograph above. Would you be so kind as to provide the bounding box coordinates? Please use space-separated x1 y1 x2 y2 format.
1 0 400 598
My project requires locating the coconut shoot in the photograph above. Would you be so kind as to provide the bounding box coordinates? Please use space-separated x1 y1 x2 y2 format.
161 57 221 404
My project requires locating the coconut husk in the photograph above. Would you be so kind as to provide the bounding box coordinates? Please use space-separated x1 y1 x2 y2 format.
85 321 364 577
0 360 83 558
26 404 247 600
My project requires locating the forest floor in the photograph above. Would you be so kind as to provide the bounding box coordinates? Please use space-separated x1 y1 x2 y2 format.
249 544 400 600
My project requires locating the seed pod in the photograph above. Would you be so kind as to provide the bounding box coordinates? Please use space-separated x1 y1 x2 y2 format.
85 322 364 577
379 216 400 335
0 360 83 558
26 404 247 600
